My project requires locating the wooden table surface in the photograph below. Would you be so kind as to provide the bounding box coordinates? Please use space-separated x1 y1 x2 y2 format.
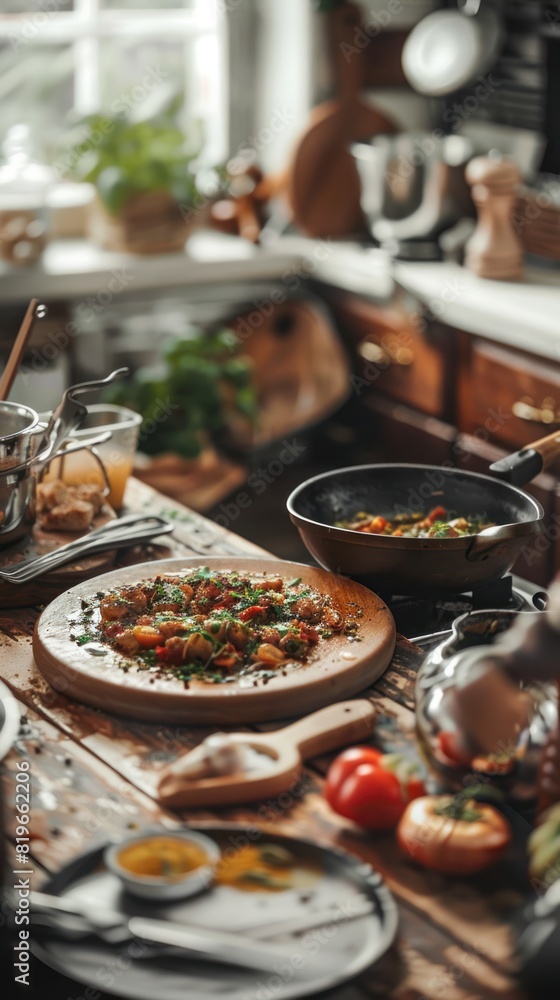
0 478 527 1000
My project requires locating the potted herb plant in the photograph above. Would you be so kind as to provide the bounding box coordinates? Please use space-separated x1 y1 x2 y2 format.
107 326 257 510
63 113 200 253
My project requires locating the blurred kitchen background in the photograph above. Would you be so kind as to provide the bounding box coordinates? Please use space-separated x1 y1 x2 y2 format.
1 0 560 586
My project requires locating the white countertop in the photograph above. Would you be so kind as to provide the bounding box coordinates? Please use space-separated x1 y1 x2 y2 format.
0 231 558 360
393 260 560 361
0 231 305 305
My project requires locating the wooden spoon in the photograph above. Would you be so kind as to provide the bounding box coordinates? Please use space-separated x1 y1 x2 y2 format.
157 699 375 808
288 2 397 238
0 298 43 400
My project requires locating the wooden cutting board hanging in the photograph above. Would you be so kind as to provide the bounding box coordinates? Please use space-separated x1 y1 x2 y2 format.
288 2 397 238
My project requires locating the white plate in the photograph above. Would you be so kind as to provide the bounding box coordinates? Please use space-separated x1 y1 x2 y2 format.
32 825 399 1000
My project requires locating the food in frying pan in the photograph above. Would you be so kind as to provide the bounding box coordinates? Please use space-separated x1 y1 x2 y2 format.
37 478 104 531
74 566 357 683
335 505 495 539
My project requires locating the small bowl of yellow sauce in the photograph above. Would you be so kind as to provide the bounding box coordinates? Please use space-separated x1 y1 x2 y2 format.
105 829 220 900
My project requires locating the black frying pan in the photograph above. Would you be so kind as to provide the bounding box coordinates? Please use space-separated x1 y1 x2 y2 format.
287 463 544 596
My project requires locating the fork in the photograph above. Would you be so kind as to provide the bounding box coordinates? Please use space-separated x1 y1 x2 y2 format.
0 514 174 584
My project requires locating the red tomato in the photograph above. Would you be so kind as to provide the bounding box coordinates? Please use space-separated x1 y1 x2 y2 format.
299 624 319 645
132 625 163 649
427 505 447 523
437 731 473 768
239 605 267 622
213 594 235 610
325 747 382 807
324 747 425 831
397 795 511 874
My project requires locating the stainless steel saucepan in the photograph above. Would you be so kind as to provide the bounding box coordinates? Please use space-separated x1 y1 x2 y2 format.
0 369 127 546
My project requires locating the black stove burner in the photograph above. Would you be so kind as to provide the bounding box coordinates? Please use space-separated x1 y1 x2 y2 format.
387 574 544 641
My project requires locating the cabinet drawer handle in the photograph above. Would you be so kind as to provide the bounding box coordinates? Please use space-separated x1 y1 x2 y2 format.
512 397 560 425
358 339 414 367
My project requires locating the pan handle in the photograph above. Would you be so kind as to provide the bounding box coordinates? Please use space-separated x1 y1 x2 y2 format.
466 520 543 562
490 429 560 485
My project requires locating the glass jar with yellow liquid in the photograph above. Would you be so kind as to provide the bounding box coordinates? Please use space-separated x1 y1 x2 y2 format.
43 404 142 510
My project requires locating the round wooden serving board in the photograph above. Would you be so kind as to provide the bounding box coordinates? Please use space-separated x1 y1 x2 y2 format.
33 557 396 725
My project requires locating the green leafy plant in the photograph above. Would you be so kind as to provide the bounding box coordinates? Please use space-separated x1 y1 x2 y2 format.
63 113 199 215
108 328 257 459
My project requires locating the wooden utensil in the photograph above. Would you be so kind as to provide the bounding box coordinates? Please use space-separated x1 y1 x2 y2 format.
0 298 43 400
157 699 376 808
288 2 397 238
33 557 396 725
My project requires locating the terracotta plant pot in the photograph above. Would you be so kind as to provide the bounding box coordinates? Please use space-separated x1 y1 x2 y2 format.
88 191 198 254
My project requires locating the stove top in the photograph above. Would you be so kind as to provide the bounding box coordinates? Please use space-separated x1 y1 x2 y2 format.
387 574 547 651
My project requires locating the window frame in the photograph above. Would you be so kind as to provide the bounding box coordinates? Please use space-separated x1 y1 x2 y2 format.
0 0 227 162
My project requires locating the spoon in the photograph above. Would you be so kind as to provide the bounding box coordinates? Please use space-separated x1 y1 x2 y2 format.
157 699 375 808
0 299 45 400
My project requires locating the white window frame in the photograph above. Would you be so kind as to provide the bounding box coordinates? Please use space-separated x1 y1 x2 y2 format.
0 0 228 163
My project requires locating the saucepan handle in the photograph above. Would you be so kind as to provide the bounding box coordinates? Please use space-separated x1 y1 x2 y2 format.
490 429 560 485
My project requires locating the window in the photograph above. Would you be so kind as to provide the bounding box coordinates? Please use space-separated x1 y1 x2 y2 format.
0 0 227 167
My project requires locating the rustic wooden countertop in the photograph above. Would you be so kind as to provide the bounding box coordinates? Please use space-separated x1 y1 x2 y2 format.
1 478 526 1000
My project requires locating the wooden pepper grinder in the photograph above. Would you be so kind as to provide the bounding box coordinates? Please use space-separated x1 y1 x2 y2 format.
464 154 524 280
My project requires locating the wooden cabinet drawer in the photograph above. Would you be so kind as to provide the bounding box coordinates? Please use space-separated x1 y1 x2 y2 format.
326 291 450 418
457 339 560 456
364 395 456 466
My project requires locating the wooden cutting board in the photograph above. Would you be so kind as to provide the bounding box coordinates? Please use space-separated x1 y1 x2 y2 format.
33 557 396 725
288 2 397 238
0 505 118 609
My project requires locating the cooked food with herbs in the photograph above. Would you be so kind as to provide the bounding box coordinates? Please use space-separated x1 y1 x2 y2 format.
75 567 357 683
215 843 321 892
336 505 494 539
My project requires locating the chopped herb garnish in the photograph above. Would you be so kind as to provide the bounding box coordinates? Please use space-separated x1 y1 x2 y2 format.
83 566 361 684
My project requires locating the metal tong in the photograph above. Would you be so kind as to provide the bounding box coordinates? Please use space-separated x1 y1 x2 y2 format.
0 514 174 583
38 368 129 464
5 368 129 477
